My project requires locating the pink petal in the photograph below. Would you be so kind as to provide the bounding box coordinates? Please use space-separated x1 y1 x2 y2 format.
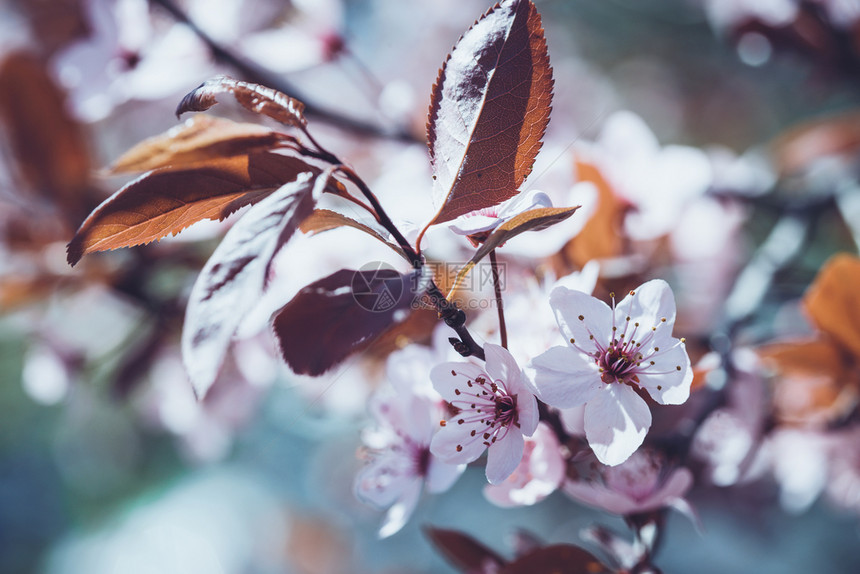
515 386 540 437
584 384 652 466
637 343 692 405
550 286 612 352
449 213 500 235
484 343 522 389
616 279 676 329
527 345 602 408
355 454 412 508
497 189 553 218
430 419 487 464
378 477 423 538
425 456 466 494
648 467 694 507
430 361 487 401
563 480 636 515
486 428 525 485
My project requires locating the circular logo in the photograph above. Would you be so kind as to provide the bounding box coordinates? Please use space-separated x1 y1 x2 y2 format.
351 261 405 312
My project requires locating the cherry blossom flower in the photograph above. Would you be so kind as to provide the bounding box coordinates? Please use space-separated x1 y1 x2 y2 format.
483 422 565 507
355 373 464 538
563 448 694 516
528 280 692 466
430 344 539 484
448 189 553 246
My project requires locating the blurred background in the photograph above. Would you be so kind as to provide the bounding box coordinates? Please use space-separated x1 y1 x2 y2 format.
2 0 860 572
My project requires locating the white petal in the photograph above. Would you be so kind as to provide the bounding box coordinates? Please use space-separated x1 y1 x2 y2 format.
584 384 652 466
642 468 694 511
527 345 602 408
563 480 634 515
430 361 487 401
637 343 693 405
355 452 411 508
550 286 611 352
484 343 522 389
514 385 540 437
497 189 553 218
617 279 677 328
378 478 423 538
552 259 599 295
449 213 500 235
425 457 466 494
486 428 525 485
430 419 486 464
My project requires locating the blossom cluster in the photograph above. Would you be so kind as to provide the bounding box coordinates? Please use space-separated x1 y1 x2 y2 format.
356 271 694 536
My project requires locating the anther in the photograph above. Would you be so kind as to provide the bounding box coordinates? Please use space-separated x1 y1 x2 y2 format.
578 315 584 321
456 445 463 452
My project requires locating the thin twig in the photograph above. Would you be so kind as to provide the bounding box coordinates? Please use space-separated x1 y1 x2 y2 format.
149 0 420 143
489 249 507 349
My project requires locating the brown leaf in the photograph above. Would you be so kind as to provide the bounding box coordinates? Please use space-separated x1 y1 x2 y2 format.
272 266 419 376
109 115 292 174
299 208 407 258
759 337 857 425
177 76 307 129
67 151 315 265
564 157 629 268
448 205 578 296
803 253 860 359
424 527 506 573
500 544 611 574
426 0 553 226
14 0 89 56
0 52 91 213
182 170 329 398
772 110 860 176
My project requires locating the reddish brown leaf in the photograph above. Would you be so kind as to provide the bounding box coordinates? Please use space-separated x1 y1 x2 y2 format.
273 266 418 376
109 115 292 174
0 52 91 212
14 0 89 56
182 170 329 398
759 337 857 425
424 527 506 573
803 253 860 359
177 76 307 129
449 205 578 295
772 111 860 176
67 152 315 265
564 157 629 268
500 544 611 574
299 209 407 258
425 0 553 227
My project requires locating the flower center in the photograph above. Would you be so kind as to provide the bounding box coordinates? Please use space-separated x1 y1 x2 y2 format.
598 344 639 385
442 372 521 453
494 393 519 427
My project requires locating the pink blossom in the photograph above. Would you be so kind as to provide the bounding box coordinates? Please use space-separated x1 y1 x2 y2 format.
483 422 565 507
528 280 692 465
563 449 694 516
355 384 464 538
430 344 539 484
